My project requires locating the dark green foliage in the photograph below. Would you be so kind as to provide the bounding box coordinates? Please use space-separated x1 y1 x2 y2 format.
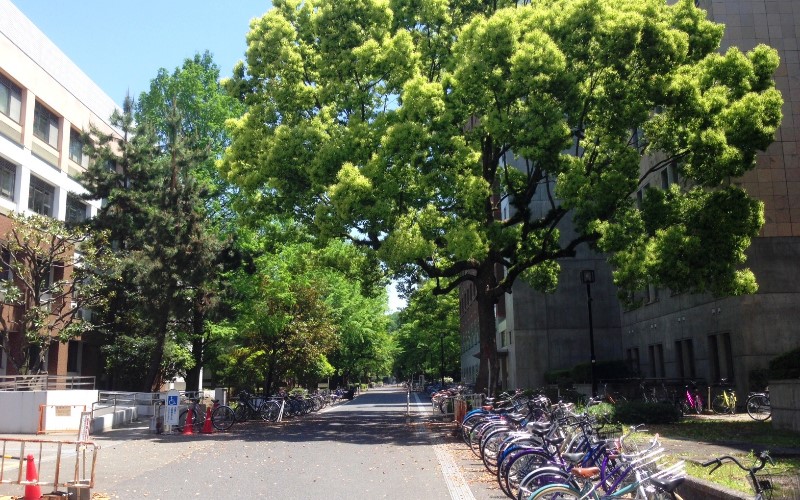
571 360 634 383
769 348 800 380
544 369 572 385
749 368 770 391
613 401 682 424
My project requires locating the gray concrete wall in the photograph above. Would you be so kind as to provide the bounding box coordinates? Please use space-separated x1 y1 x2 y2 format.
506 256 623 388
771 379 800 433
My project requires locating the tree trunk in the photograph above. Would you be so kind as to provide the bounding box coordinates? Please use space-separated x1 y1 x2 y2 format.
264 361 275 396
474 286 500 397
142 308 169 392
184 298 206 393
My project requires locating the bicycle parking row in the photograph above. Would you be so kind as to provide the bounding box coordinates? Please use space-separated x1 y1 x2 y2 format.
168 388 351 434
422 385 784 499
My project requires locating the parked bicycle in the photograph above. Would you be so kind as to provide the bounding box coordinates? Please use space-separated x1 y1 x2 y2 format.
701 450 774 499
679 382 704 415
175 398 236 432
711 379 737 415
231 390 279 422
746 390 771 421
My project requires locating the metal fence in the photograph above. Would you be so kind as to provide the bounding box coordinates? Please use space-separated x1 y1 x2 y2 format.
0 375 95 392
0 437 98 497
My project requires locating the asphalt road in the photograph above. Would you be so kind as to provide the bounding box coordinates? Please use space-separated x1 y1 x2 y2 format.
11 387 466 500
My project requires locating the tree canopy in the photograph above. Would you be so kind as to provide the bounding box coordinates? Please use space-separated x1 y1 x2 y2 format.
82 54 243 391
221 0 782 392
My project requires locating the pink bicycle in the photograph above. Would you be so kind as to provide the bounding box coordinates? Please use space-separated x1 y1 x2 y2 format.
679 383 704 415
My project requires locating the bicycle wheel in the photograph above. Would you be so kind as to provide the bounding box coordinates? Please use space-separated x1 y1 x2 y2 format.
176 408 201 433
517 468 577 500
262 400 282 422
527 483 583 500
212 405 236 431
747 394 771 421
711 395 728 415
481 427 512 473
694 396 704 414
232 402 248 422
504 450 551 497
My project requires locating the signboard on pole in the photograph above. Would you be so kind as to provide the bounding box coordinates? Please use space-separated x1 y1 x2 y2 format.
166 389 180 426
78 411 91 442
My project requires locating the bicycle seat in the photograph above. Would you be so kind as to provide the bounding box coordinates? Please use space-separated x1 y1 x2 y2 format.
562 452 587 464
524 421 552 436
650 475 685 493
570 467 600 479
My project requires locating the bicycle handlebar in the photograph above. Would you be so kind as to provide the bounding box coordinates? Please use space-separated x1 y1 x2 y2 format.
701 451 773 474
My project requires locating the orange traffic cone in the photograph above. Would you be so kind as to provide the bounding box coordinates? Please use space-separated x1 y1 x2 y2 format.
182 409 194 435
24 454 41 500
201 407 214 434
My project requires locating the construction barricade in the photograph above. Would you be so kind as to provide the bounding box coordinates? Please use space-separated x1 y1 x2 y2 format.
0 437 98 499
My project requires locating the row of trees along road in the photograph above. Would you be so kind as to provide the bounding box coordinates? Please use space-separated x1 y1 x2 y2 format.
73 53 394 392
221 0 783 393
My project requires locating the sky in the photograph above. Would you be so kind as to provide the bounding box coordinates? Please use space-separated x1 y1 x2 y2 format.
13 0 407 312
13 0 272 105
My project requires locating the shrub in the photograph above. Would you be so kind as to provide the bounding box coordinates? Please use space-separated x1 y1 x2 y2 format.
749 368 770 391
544 369 572 385
769 348 800 380
587 402 615 422
571 360 634 383
613 401 681 425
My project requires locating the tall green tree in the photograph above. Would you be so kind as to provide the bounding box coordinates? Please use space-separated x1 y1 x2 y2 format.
224 238 339 395
393 281 459 382
83 53 242 391
134 53 245 392
222 0 782 393
83 95 218 391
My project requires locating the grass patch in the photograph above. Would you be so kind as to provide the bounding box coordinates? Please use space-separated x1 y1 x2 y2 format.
685 454 800 497
649 419 800 449
638 418 800 496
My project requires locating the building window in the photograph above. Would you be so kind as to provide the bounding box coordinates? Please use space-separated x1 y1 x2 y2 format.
67 340 80 373
648 343 665 378
626 347 640 375
33 102 59 149
0 74 22 123
0 248 11 282
660 169 669 190
28 176 54 216
66 195 87 224
675 339 696 380
636 183 649 209
708 333 734 383
0 157 15 201
69 129 84 165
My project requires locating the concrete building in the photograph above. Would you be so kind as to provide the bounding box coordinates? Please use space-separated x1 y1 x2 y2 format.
621 0 800 398
0 0 117 376
461 0 800 398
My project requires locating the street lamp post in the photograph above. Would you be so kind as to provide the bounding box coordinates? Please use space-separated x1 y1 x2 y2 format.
440 333 445 388
580 269 597 398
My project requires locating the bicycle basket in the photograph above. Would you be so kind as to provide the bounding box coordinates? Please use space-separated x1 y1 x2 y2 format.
759 473 800 500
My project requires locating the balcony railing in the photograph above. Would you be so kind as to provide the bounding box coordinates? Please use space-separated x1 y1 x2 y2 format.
0 375 95 391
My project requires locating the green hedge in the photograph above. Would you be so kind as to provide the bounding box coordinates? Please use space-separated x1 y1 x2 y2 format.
613 401 682 425
769 348 800 380
571 360 635 384
545 360 634 385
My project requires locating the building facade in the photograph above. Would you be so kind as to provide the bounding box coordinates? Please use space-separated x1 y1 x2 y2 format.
0 0 117 376
461 0 800 398
621 0 800 398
